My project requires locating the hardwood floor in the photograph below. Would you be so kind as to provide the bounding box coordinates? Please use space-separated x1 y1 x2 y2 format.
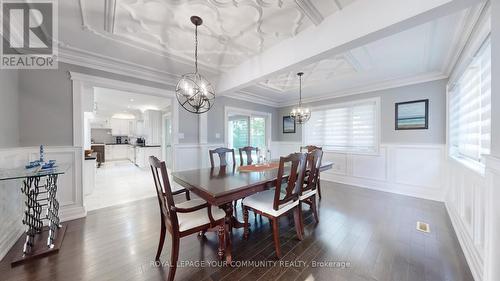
0 182 474 281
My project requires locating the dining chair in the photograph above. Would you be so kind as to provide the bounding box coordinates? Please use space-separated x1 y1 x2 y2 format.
208 147 241 215
300 145 323 199
149 156 227 281
209 147 236 168
239 146 259 166
242 152 307 258
298 149 323 235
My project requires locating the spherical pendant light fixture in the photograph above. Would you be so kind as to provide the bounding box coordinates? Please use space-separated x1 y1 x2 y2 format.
176 16 215 114
290 72 311 124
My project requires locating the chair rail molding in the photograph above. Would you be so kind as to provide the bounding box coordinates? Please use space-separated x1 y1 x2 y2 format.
270 142 446 201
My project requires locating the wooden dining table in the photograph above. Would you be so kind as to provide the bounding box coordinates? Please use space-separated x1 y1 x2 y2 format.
172 161 333 262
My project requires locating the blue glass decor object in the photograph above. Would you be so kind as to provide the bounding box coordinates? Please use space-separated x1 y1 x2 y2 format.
40 145 44 162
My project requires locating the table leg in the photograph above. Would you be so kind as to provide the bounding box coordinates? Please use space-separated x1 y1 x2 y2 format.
222 203 233 263
45 174 61 248
21 176 43 255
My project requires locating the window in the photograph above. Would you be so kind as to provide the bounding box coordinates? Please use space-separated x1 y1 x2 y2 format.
304 98 380 153
226 108 270 163
449 38 491 164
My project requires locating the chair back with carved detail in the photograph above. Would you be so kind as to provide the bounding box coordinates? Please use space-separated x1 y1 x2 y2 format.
209 147 236 167
239 146 259 166
302 149 323 195
300 145 322 153
149 156 179 233
273 153 307 211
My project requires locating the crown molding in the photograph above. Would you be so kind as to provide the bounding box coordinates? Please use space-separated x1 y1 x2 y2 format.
443 3 488 76
227 90 282 108
277 71 448 107
59 43 178 87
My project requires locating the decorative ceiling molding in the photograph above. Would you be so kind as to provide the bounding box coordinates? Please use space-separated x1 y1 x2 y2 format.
257 54 358 92
60 43 179 87
333 0 344 10
278 71 448 107
295 0 324 25
77 0 352 73
229 90 282 107
104 0 117 33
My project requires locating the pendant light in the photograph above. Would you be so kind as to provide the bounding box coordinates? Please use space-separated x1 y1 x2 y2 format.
176 16 215 114
290 72 310 124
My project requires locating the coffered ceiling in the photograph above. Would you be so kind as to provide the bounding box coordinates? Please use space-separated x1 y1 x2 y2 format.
233 7 475 106
89 0 357 72
63 0 485 107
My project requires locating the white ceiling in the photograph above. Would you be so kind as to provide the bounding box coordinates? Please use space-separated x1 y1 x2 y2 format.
94 87 171 118
62 0 484 107
234 8 472 106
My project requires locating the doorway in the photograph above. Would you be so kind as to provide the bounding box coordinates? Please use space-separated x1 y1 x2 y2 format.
72 73 178 211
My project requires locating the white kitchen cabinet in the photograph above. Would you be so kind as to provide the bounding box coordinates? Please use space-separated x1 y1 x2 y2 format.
110 118 132 136
113 145 128 160
127 145 135 162
135 146 161 168
105 145 113 161
105 145 128 161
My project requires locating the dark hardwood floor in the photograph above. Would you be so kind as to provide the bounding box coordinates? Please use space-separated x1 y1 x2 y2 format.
0 182 474 281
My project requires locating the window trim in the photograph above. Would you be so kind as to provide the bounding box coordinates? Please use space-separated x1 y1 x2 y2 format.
301 97 381 156
224 106 272 150
446 35 491 171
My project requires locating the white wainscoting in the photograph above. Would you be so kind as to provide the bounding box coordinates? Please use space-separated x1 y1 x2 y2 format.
270 142 446 201
0 146 85 261
173 143 226 171
443 155 500 281
444 158 487 281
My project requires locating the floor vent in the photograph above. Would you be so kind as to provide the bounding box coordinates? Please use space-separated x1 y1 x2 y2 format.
416 221 430 233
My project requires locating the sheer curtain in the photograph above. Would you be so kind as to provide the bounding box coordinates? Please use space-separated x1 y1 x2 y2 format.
449 38 491 163
304 98 379 153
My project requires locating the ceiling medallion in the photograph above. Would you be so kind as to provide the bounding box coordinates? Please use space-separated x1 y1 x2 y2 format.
290 72 311 124
176 16 215 114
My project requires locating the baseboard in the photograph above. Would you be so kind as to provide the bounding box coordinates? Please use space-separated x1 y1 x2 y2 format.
59 205 87 222
321 174 444 202
445 202 483 281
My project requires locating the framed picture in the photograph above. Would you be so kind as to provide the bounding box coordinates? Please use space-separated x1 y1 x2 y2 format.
395 99 429 130
283 116 296 133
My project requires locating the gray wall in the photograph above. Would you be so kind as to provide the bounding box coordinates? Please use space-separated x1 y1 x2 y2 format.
13 62 203 147
0 70 19 147
276 79 447 144
12 62 277 147
492 0 500 158
206 96 279 143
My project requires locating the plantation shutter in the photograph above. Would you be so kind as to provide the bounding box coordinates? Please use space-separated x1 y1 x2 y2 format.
304 99 378 153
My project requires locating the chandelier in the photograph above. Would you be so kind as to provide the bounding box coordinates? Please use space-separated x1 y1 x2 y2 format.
290 72 310 124
176 16 215 114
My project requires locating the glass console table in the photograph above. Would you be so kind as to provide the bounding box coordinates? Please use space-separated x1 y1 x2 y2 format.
0 164 69 266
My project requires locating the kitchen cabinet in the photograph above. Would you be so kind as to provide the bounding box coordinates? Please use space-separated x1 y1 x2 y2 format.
110 118 134 136
105 145 128 161
135 146 161 168
127 145 135 162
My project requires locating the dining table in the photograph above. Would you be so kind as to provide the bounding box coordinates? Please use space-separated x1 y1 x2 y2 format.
171 160 333 262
